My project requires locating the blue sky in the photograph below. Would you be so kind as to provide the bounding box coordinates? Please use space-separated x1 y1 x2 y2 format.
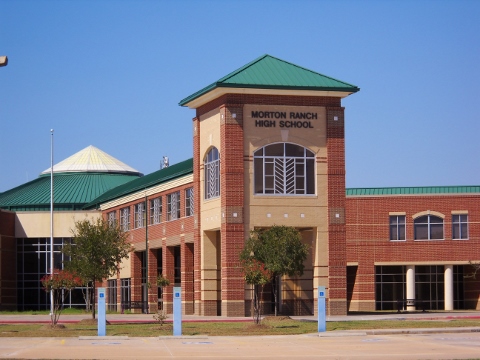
1 0 479 192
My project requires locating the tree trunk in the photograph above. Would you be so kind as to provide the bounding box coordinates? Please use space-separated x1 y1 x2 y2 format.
91 281 96 319
271 275 278 316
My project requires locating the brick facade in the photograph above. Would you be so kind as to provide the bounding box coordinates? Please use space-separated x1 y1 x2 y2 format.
346 194 480 311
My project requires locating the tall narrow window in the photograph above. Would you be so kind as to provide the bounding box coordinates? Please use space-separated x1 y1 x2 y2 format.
134 202 145 229
120 278 131 306
107 211 117 227
167 191 181 221
120 207 130 231
254 142 315 195
185 187 194 217
414 214 444 240
204 147 220 199
452 214 468 240
150 197 162 225
389 215 406 241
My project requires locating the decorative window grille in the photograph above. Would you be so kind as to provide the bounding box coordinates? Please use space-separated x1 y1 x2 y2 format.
134 202 145 229
107 211 117 227
150 197 162 225
185 188 194 217
204 147 220 199
414 214 444 240
167 191 181 221
253 143 315 195
452 214 468 239
120 207 130 231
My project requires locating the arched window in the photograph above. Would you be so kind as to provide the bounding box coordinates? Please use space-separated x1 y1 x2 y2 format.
414 215 444 240
254 143 315 195
204 147 220 200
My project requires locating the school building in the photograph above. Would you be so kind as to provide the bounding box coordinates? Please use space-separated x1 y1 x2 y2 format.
1 55 479 316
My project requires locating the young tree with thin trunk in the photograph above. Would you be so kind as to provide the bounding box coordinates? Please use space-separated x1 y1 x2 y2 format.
239 257 272 323
240 226 309 317
63 217 131 319
41 269 83 327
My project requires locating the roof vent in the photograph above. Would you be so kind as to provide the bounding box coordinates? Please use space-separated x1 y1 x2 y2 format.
162 156 169 169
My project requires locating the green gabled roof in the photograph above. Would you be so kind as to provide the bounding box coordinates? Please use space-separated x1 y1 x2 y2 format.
179 54 359 106
346 186 480 197
84 158 193 209
0 173 139 211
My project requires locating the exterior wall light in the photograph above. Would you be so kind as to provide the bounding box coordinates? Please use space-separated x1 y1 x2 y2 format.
0 56 8 67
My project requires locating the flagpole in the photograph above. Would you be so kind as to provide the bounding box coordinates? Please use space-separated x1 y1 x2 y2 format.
50 129 54 315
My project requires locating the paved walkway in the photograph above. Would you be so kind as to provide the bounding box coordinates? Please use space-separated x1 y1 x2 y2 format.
0 311 479 359
1 332 480 359
1 310 479 324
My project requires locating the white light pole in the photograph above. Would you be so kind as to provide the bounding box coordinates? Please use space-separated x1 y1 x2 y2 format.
50 129 54 315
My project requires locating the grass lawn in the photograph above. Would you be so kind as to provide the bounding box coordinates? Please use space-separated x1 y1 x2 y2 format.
0 317 478 337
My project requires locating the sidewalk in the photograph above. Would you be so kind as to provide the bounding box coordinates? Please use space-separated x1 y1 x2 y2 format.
0 310 479 324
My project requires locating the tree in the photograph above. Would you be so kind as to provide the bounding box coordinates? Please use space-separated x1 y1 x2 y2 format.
63 217 131 319
240 226 309 316
41 269 83 327
239 257 272 323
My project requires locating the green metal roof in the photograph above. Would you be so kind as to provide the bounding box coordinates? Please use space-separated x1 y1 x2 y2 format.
346 186 480 196
0 173 140 211
179 54 360 106
84 158 194 209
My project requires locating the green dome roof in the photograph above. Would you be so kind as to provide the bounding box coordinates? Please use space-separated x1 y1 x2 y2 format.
0 146 141 211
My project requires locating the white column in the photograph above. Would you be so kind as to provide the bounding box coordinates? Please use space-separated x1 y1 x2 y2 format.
444 265 454 311
406 265 416 310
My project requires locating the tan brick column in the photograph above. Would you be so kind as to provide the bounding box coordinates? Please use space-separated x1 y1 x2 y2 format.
192 116 202 315
131 252 143 306
147 247 158 312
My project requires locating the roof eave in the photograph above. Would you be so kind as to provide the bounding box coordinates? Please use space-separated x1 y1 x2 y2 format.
180 85 359 109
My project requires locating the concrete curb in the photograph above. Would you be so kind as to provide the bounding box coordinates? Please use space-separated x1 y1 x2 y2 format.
79 336 129 340
318 326 480 337
158 335 210 340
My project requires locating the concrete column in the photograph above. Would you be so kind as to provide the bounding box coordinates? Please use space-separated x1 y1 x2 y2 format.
406 265 415 310
444 265 454 311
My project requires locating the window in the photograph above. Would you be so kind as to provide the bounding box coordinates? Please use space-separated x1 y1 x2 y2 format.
120 278 131 306
107 279 117 311
185 188 194 217
389 215 406 240
167 191 181 221
120 207 130 231
254 142 315 195
204 147 220 199
107 211 117 227
150 197 162 225
134 202 146 229
375 266 406 311
414 215 443 240
452 214 468 240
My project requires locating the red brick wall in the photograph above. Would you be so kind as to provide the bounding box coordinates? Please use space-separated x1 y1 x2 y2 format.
102 181 195 313
346 194 480 310
326 108 347 315
219 104 246 316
